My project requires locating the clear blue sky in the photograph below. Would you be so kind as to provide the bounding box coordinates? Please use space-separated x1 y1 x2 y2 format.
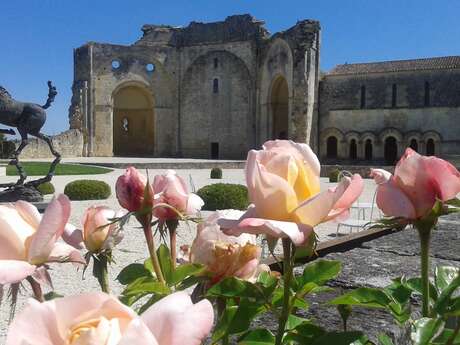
1 0 459 135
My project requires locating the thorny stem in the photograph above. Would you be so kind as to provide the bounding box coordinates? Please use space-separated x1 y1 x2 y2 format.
275 239 294 345
417 226 431 317
26 276 44 302
144 222 165 284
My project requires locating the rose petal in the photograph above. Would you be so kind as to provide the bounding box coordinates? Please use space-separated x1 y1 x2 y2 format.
376 178 417 219
47 242 85 265
62 224 84 249
293 177 351 226
15 200 41 229
119 319 159 345
28 195 71 265
141 291 214 345
186 193 204 215
0 260 36 285
425 156 460 201
6 298 62 345
324 174 364 222
219 215 313 247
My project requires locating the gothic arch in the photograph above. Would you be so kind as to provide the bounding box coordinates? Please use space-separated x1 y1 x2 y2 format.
405 131 422 152
422 131 442 156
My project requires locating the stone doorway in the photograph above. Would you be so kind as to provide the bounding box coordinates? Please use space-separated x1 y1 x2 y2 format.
113 85 155 157
384 136 398 165
270 76 289 139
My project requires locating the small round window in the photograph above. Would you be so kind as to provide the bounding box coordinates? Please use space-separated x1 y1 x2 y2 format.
112 60 121 69
146 63 155 72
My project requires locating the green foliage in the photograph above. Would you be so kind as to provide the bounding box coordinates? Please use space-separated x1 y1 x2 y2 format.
36 182 55 195
64 179 111 200
196 183 249 210
329 169 340 182
210 167 223 179
6 162 112 176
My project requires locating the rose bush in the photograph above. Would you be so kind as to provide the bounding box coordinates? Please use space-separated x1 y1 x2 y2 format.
219 140 363 246
6 291 214 345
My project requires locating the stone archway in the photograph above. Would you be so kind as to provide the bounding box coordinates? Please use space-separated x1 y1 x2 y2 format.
384 136 398 165
270 76 289 139
113 85 155 156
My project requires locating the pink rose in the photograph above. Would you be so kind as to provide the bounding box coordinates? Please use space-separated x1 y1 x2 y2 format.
219 140 363 246
0 195 84 285
153 170 204 220
116 167 152 213
81 206 125 253
371 148 460 219
190 211 269 284
6 291 214 345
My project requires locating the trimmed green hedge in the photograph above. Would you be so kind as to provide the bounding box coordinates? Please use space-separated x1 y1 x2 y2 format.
197 183 249 211
36 182 55 195
329 169 340 183
210 167 223 179
64 180 111 200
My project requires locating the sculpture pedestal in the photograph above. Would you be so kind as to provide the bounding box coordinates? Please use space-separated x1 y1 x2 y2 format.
0 185 43 203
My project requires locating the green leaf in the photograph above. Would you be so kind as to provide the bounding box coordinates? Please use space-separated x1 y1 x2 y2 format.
433 273 460 315
377 333 394 345
257 271 279 297
286 315 309 330
311 331 364 345
207 277 262 299
171 263 204 285
285 322 326 343
117 263 151 285
411 318 445 345
337 304 352 330
212 306 238 342
121 276 170 298
435 266 460 293
43 292 63 301
300 259 341 287
238 329 275 345
157 244 174 285
403 277 438 301
329 287 391 309
432 327 460 344
446 297 460 316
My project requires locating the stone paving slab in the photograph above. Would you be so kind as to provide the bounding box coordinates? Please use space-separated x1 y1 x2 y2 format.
361 217 460 261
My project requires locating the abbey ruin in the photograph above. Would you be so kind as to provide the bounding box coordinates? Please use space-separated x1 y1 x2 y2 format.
67 14 460 164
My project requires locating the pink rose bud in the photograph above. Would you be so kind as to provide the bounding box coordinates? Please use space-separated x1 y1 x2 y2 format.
116 167 152 213
82 206 125 253
153 170 203 221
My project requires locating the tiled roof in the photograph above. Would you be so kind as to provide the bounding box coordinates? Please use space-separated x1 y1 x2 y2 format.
328 56 460 75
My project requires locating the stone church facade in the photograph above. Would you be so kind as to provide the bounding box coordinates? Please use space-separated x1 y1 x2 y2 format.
69 14 321 159
69 14 460 163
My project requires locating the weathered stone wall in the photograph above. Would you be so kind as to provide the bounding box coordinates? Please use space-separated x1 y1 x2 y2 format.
319 69 460 161
71 15 321 158
17 129 84 159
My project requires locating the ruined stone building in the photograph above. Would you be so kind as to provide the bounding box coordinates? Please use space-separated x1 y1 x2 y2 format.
69 14 320 159
69 14 460 163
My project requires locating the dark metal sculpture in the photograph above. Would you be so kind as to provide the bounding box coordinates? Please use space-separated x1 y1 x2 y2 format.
0 81 61 199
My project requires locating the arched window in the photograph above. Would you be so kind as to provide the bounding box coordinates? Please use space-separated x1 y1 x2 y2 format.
426 139 435 156
384 136 398 165
326 136 338 158
349 139 357 160
365 139 373 160
213 78 219 94
409 139 418 152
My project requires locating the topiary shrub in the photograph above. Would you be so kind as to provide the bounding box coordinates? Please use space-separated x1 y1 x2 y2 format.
36 182 55 195
210 167 223 179
329 169 340 183
196 183 249 211
64 180 111 200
